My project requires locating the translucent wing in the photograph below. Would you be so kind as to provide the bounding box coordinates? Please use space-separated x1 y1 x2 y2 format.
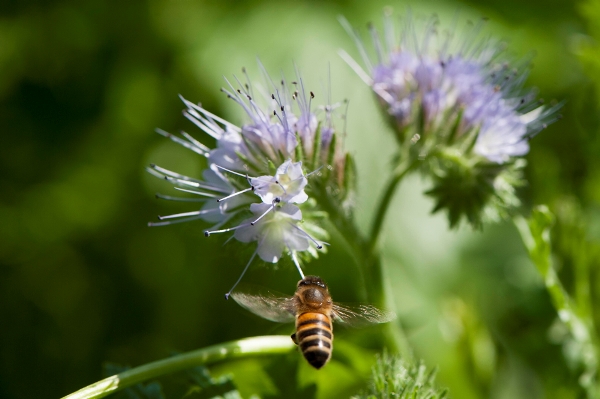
331 303 396 327
230 287 296 323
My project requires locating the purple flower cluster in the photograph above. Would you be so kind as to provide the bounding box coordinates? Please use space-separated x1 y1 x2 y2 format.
342 14 560 164
149 67 347 271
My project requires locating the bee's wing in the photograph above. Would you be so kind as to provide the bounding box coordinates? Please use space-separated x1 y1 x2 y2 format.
230 288 296 323
331 303 396 327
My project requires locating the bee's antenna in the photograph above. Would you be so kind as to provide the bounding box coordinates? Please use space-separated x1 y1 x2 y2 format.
225 248 258 300
291 251 305 279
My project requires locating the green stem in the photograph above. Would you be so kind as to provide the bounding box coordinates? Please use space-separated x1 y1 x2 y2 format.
361 159 418 360
514 208 600 398
62 336 295 399
367 159 418 256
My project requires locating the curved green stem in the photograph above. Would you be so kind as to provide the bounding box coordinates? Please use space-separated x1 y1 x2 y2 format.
62 336 295 399
367 159 418 256
362 158 418 360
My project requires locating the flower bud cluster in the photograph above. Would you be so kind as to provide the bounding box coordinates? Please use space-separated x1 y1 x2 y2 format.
149 67 353 268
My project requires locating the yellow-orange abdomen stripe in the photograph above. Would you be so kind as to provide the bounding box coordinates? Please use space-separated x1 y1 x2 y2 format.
296 312 333 369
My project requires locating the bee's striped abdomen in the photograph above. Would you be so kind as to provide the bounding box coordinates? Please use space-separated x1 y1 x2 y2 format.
296 312 333 369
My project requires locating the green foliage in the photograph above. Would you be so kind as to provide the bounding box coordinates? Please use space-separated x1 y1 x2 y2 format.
516 206 600 398
184 367 241 399
353 352 447 399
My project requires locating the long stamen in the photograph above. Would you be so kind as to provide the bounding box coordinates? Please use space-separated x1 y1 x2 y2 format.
155 193 206 202
182 111 223 140
158 210 211 220
148 164 204 184
289 223 324 249
251 203 276 226
224 248 258 300
204 222 253 237
148 213 211 227
214 164 253 178
148 165 227 193
217 187 253 203
180 131 211 153
304 165 323 178
274 180 287 195
174 187 220 198
155 128 208 156
291 251 305 279
164 177 202 188
180 95 241 133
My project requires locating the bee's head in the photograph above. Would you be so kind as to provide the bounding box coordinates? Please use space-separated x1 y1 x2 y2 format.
298 275 327 289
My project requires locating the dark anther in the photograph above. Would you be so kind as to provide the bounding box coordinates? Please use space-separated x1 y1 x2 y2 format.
281 79 285 85
247 95 252 100
520 98 525 104
440 61 446 67
242 67 246 73
310 91 314 98
292 81 297 85
204 231 210 237
273 110 277 116
281 106 284 111
274 198 281 203
237 89 242 94
272 94 275 99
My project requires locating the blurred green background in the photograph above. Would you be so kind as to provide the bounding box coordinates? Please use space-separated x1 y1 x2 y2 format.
1 0 599 398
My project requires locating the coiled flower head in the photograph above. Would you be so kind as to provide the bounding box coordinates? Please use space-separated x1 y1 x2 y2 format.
148 64 354 290
341 12 561 228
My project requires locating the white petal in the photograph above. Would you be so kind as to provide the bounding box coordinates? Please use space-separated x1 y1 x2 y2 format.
283 229 310 252
257 225 284 262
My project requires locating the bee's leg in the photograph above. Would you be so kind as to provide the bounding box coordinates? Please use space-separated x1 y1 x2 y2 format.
290 333 298 345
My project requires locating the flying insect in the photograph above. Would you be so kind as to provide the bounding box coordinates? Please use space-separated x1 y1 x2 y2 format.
230 275 396 369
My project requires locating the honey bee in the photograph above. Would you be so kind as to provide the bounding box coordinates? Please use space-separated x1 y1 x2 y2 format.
230 275 396 369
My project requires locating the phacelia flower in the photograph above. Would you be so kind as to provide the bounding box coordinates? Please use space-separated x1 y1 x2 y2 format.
251 159 309 205
148 64 354 292
234 202 320 263
341 12 561 227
